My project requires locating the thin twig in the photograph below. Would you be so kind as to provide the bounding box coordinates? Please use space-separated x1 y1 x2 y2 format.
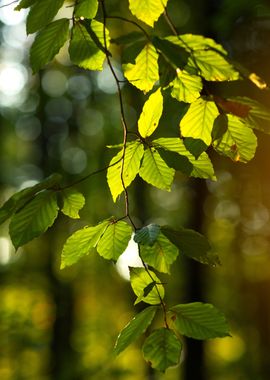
0 0 18 8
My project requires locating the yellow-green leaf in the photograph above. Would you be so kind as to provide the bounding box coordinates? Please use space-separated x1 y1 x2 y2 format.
128 0 169 27
166 34 227 54
138 88 163 137
213 114 257 162
30 18 69 73
107 141 144 202
130 267 164 305
169 69 202 103
9 191 59 249
61 189 85 219
139 148 175 190
74 0 98 19
61 220 109 269
69 19 110 71
123 43 159 93
97 221 132 260
180 98 219 146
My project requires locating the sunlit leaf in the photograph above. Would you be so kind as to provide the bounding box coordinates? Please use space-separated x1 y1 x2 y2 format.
134 224 160 246
153 138 216 180
165 34 227 54
169 69 202 103
213 114 257 162
139 148 175 190
97 220 132 260
161 226 220 266
61 189 85 219
69 19 110 71
140 233 179 273
74 0 98 19
130 267 164 305
142 328 182 372
138 88 163 137
180 98 219 146
170 302 230 339
128 0 169 27
9 191 59 249
30 18 69 73
107 141 144 202
152 37 189 69
114 306 157 355
15 0 37 11
0 173 61 225
26 0 64 34
61 220 109 269
123 43 159 92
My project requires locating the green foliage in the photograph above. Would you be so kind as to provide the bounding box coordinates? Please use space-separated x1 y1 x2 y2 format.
170 302 230 339
30 18 69 73
114 306 157 355
9 191 59 250
5 0 270 373
142 328 182 372
26 0 64 34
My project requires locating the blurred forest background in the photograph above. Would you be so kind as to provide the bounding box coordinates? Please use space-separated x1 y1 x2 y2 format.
1 0 270 379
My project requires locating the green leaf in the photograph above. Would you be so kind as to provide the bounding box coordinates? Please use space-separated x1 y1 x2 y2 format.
107 141 144 202
161 226 220 266
114 306 157 355
165 34 227 54
180 98 219 146
123 43 159 93
170 302 230 339
9 191 59 249
142 328 182 372
169 69 202 103
26 0 64 34
139 148 175 190
158 149 193 174
134 224 160 246
152 37 189 69
74 0 98 19
213 114 257 162
112 31 145 46
15 0 37 11
128 0 169 27
186 50 239 81
97 221 132 260
61 189 85 219
0 173 61 225
130 267 164 305
61 220 109 269
183 138 207 158
140 233 179 273
69 19 110 71
153 138 216 180
138 88 163 138
30 18 69 73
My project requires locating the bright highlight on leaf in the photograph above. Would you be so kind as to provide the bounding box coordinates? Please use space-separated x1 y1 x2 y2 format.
123 43 159 93
169 70 202 103
114 306 157 355
61 189 85 219
142 328 182 372
140 233 179 273
128 0 169 27
97 221 132 260
61 220 109 269
138 88 163 137
9 191 59 250
107 141 144 202
26 0 65 34
69 20 110 71
130 267 164 305
139 148 175 190
170 302 230 339
213 114 257 162
30 18 69 73
180 98 219 146
74 0 98 19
